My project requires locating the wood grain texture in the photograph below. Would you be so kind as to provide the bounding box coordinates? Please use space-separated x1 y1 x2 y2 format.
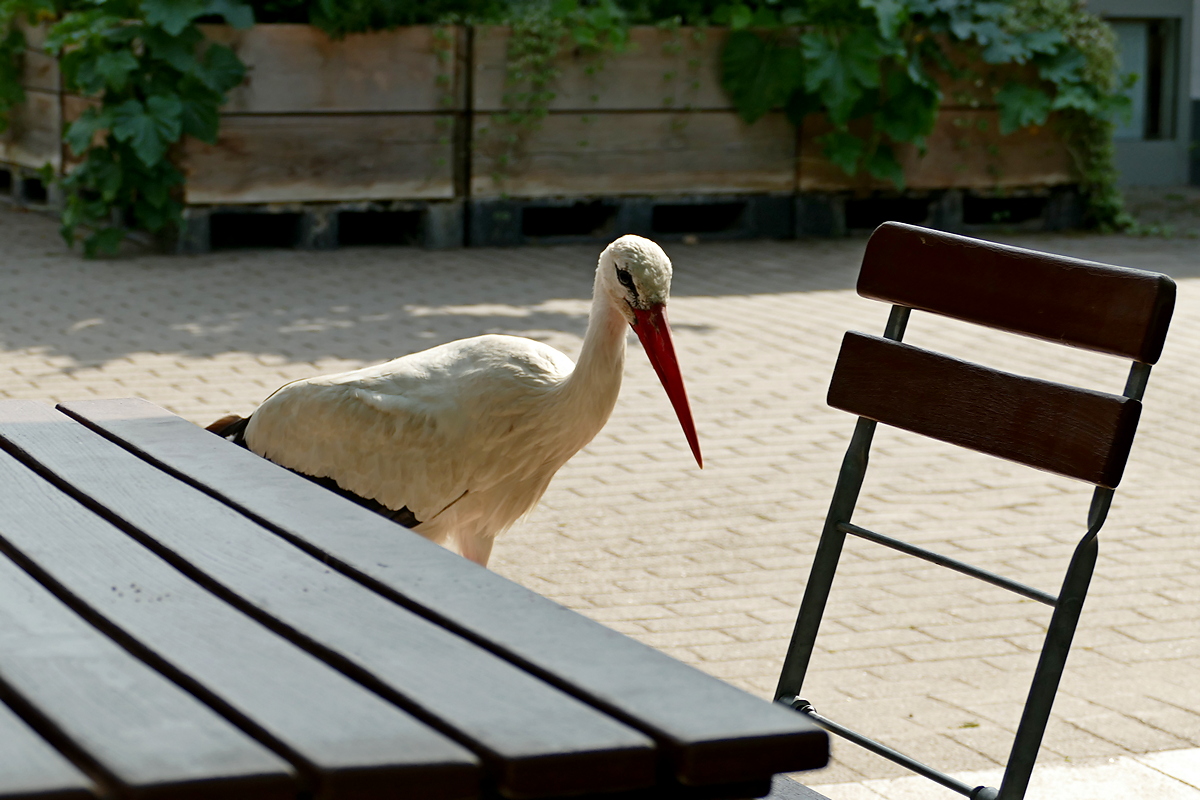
798 110 1074 191
58 398 830 788
0 403 655 800
0 699 96 800
180 114 457 204
471 111 796 198
200 24 465 114
0 403 480 800
19 50 59 93
860 222 1177 363
0 550 295 800
827 332 1142 488
472 27 730 112
0 88 61 170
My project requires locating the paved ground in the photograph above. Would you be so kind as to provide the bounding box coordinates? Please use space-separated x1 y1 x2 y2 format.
1 202 1198 795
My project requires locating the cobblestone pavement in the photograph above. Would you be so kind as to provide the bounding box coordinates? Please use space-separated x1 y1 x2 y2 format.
1 203 1197 791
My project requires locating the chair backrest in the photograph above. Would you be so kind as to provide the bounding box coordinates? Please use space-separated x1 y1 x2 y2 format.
775 222 1176 800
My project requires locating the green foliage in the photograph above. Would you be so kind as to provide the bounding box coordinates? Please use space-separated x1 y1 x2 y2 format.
35 0 252 256
710 0 1130 225
478 0 631 191
0 0 1136 256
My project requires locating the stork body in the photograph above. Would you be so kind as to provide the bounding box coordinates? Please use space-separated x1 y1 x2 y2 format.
216 235 700 567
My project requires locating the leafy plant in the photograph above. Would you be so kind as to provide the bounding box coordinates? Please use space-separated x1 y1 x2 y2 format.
36 0 252 256
714 0 1131 226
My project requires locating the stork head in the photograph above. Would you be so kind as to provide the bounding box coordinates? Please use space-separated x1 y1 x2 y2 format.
598 235 702 469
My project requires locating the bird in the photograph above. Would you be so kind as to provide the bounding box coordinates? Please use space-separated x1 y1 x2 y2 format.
207 235 702 567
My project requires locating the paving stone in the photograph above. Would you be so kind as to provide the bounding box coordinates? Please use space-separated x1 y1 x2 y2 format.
3 206 1198 784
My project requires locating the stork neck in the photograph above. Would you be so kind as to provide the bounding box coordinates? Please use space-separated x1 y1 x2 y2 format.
558 279 628 437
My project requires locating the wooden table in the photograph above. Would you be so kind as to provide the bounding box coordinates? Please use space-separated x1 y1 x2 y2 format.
0 398 827 800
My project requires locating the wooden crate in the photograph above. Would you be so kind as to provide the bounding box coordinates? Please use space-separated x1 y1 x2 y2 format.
798 54 1076 192
469 26 798 199
182 24 466 204
0 20 61 173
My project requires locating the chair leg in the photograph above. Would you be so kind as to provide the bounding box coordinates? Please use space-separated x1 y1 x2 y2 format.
776 417 878 702
997 489 1111 800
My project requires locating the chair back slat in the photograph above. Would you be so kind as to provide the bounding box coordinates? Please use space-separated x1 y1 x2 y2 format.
859 222 1176 364
827 332 1142 489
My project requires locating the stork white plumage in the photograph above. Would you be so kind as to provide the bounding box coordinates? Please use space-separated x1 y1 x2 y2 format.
209 235 701 567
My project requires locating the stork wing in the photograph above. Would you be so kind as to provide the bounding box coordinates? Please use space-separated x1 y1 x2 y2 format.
243 335 576 525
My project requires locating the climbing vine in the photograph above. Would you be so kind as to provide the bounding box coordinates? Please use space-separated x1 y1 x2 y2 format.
474 0 629 192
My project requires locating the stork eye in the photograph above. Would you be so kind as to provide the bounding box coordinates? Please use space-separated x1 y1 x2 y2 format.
616 267 636 292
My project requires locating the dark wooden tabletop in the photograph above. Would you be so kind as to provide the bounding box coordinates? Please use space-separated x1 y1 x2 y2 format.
0 398 826 800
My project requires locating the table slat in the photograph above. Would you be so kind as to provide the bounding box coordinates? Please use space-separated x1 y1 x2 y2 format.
60 398 829 786
0 550 295 800
0 700 96 800
0 401 656 799
0 413 480 800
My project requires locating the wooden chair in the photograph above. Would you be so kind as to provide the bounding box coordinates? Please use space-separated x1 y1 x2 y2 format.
773 222 1176 800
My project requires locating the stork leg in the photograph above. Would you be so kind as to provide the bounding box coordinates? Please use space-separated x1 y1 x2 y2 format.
459 534 495 568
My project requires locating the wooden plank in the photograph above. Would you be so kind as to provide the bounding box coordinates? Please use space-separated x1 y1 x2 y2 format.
59 398 830 788
473 26 731 112
827 332 1142 489
200 24 464 114
471 111 796 198
860 222 1177 363
798 110 1074 191
0 700 95 800
0 408 480 800
0 551 295 800
181 114 458 204
20 50 59 93
0 88 60 170
0 402 657 800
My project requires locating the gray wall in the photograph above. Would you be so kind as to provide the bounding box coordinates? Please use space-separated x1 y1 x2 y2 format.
1087 0 1194 186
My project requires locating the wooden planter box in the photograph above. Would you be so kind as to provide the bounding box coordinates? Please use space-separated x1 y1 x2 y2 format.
0 21 62 189
469 26 797 199
1 22 1079 243
798 58 1077 192
0 24 466 207
185 24 465 205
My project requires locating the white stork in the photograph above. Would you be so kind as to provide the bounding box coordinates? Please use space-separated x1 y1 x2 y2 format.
208 235 701 566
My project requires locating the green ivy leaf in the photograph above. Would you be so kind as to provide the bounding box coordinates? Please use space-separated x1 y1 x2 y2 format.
205 0 255 29
818 130 865 175
85 226 126 258
1038 49 1086 84
866 143 905 188
858 0 906 40
142 0 208 37
995 82 1051 134
802 29 882 126
721 31 803 125
876 70 938 144
198 43 246 92
65 106 113 156
180 87 221 142
1051 83 1101 115
111 95 183 166
143 26 204 74
728 4 753 31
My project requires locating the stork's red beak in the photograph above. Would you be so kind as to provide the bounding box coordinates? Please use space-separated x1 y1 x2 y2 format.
631 304 702 469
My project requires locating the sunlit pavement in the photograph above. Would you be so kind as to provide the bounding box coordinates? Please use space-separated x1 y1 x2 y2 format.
2 203 1197 791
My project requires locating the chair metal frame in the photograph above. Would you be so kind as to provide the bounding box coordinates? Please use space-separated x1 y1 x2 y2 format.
774 222 1176 800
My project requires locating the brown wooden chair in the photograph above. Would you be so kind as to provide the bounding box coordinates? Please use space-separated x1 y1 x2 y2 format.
772 222 1176 800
